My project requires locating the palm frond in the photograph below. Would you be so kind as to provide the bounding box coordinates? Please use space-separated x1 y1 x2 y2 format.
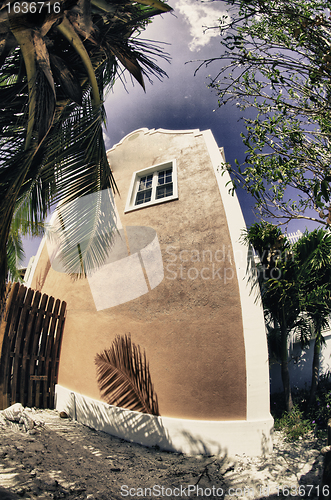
131 0 172 13
10 196 46 238
46 187 117 276
0 0 172 302
7 227 25 282
95 334 160 416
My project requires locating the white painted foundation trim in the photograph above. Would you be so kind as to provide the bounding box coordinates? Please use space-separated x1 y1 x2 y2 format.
202 130 271 422
55 385 273 457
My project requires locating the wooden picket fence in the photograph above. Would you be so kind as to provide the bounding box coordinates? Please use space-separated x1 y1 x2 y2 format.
0 282 66 410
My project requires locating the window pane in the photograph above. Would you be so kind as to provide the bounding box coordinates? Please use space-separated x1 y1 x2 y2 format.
135 189 152 205
138 174 153 191
158 169 172 186
158 171 165 185
165 169 172 183
156 184 173 199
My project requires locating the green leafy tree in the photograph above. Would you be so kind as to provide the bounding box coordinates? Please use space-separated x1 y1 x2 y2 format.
0 0 172 300
201 0 331 226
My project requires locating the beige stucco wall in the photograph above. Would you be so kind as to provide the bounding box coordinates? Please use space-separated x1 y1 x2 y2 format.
30 128 248 420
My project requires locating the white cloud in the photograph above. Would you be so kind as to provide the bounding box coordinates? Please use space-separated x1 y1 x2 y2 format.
176 0 227 51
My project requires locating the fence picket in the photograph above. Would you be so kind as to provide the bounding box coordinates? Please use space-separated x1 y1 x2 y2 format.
49 301 66 406
20 290 42 404
27 293 48 408
0 283 20 408
44 299 60 407
1 284 27 408
35 296 54 408
11 288 33 405
0 282 16 348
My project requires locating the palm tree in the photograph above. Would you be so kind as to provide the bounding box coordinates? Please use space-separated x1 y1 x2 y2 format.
244 222 300 412
262 253 305 412
242 221 288 278
303 286 331 406
0 0 172 301
245 223 331 411
293 229 331 405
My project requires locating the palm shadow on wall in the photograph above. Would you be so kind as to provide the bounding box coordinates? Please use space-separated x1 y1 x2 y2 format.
95 334 159 416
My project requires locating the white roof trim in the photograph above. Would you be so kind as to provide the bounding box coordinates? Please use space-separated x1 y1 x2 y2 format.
107 128 203 153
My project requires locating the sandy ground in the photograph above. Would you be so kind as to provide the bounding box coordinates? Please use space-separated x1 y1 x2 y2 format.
0 407 326 500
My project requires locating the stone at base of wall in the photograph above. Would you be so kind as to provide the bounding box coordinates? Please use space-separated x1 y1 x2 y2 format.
54 385 274 457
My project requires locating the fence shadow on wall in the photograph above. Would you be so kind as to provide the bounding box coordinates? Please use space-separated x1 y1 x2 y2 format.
0 282 66 410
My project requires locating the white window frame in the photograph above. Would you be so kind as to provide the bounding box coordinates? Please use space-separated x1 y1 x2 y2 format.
124 160 178 213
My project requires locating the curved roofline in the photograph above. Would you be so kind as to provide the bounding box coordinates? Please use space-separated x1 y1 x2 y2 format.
106 127 204 153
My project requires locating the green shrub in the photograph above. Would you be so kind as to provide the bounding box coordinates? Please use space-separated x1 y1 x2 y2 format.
273 405 313 441
271 375 331 441
307 377 331 430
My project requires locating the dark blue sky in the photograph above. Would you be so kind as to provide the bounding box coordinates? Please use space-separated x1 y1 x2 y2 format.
104 0 256 223
22 0 320 266
104 0 321 236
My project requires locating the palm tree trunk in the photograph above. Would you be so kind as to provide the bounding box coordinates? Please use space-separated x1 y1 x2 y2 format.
280 319 293 412
308 335 321 406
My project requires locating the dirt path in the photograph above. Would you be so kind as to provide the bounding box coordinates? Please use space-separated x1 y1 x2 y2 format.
0 408 325 500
